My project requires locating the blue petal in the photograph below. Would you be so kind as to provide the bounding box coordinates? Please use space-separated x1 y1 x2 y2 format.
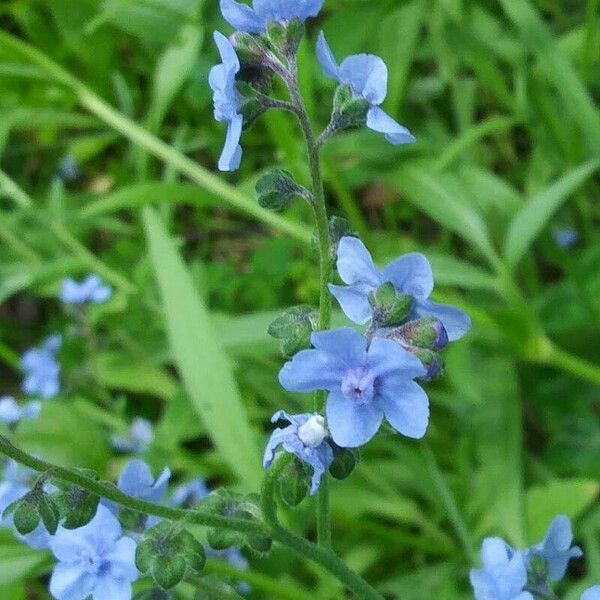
219 114 243 172
220 0 265 33
213 31 240 72
339 54 388 105
377 377 429 439
367 337 426 380
303 443 334 495
366 106 416 145
582 587 600 600
92 577 133 600
412 298 471 342
279 343 347 393
381 252 433 298
316 31 340 81
310 328 368 367
481 538 511 568
49 565 95 600
116 460 155 498
538 515 583 582
328 283 373 325
326 391 383 447
336 236 381 287
263 425 295 468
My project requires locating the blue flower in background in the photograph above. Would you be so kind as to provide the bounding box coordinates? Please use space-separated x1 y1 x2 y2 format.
60 274 112 305
21 335 62 399
220 0 324 34
470 538 533 600
263 411 334 494
49 505 138 600
0 397 41 427
527 515 582 582
279 328 428 447
553 228 579 249
111 418 154 455
329 237 471 341
582 586 600 600
316 32 415 146
209 31 244 172
169 479 210 508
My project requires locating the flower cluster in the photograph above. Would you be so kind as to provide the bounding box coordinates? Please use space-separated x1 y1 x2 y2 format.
21 334 62 400
60 274 112 305
470 516 593 600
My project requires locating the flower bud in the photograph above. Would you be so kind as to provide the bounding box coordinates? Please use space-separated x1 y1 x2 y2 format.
268 305 317 356
387 317 448 350
256 168 310 212
368 282 413 327
409 347 444 381
267 18 305 57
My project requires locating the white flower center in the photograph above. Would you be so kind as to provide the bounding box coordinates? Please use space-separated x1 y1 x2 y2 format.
341 368 376 404
297 415 328 448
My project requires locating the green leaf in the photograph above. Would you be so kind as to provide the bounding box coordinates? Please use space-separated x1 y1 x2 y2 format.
0 539 51 586
525 479 599 542
504 159 600 267
143 207 262 489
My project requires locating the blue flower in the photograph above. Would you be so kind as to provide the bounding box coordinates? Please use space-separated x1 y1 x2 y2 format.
220 0 324 34
316 32 415 146
553 228 579 249
329 237 471 341
263 411 334 494
0 397 41 427
169 479 210 508
582 586 600 600
60 274 112 305
111 419 154 455
209 31 244 172
470 538 533 600
527 515 582 582
21 335 62 399
49 505 138 600
279 328 428 448
0 460 53 550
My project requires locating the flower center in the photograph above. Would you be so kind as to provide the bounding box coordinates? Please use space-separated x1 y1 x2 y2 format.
297 415 328 448
341 368 376 404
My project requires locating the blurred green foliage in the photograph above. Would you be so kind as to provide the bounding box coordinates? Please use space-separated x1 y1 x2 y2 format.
0 0 599 598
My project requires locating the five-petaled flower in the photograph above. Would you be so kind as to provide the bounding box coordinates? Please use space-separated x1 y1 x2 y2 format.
470 538 533 600
0 397 41 427
263 411 334 494
209 31 244 172
21 334 62 400
279 328 428 448
60 274 112 305
329 236 471 341
220 0 324 34
316 32 415 146
49 505 138 600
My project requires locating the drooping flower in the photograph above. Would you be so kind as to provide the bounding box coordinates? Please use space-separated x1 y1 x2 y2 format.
21 334 62 399
111 419 154 455
470 538 533 600
279 328 428 448
60 274 112 305
0 397 42 427
582 586 600 600
220 0 324 34
329 237 471 341
104 460 170 533
49 505 138 600
263 411 334 494
316 32 415 146
527 515 582 582
209 31 244 172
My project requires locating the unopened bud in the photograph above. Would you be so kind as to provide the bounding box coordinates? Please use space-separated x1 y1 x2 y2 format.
368 282 413 327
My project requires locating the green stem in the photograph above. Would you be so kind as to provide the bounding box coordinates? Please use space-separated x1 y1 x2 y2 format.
544 342 600 386
261 456 384 600
285 54 333 550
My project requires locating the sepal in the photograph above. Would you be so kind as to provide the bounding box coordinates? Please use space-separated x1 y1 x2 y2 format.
331 84 370 132
329 447 359 480
4 477 60 535
278 457 309 507
256 168 310 211
368 282 413 327
52 469 100 529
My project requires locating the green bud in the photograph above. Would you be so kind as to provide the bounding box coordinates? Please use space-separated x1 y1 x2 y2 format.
256 168 310 212
268 305 317 357
136 522 206 590
368 282 413 327
388 317 448 350
331 84 369 132
329 448 359 480
278 458 309 507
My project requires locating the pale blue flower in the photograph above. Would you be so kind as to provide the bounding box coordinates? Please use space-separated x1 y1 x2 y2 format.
21 335 62 399
169 479 209 508
209 31 244 172
58 155 81 183
470 538 533 600
553 228 579 249
527 515 582 582
329 237 471 341
111 419 154 455
0 460 52 550
0 397 41 427
49 505 138 600
582 586 600 600
220 0 323 34
316 32 415 146
60 274 112 305
279 328 428 448
263 411 334 494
